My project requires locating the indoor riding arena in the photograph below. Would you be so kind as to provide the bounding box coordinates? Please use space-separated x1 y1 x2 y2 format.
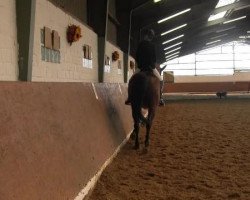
0 0 250 200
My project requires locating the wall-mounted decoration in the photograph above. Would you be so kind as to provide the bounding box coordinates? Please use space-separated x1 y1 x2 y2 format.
52 30 60 51
41 27 61 63
82 44 93 69
130 60 135 70
104 55 111 73
112 51 119 61
118 60 122 75
44 27 52 49
67 25 82 45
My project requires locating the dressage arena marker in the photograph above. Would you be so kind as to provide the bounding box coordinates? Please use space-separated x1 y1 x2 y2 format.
118 84 123 95
91 83 98 100
74 130 133 200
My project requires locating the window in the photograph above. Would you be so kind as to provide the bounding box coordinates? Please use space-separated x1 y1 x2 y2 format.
164 41 250 76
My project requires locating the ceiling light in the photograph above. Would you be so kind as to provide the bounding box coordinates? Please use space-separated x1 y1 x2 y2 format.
210 34 228 40
158 8 191 24
247 31 250 33
165 52 179 59
162 34 184 45
206 40 221 45
154 0 161 2
239 35 250 39
164 42 183 50
166 55 178 61
161 24 187 36
208 11 227 21
165 47 181 55
216 26 236 33
216 0 237 8
223 16 246 24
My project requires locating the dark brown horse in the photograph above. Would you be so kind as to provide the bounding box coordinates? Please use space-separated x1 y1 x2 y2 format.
128 70 160 149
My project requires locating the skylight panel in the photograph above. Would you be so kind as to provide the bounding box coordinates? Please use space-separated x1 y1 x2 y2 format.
208 0 238 22
208 11 227 21
216 0 237 8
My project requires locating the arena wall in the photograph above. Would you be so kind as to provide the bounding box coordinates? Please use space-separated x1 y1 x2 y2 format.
164 82 250 93
174 72 250 83
0 0 18 81
0 82 132 200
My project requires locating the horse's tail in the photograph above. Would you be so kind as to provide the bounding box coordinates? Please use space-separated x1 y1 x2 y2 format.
131 102 148 125
130 75 149 124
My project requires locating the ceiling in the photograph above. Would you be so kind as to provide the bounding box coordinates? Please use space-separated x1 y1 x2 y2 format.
128 0 250 63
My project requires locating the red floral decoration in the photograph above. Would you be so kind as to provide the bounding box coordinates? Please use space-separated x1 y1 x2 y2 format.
112 51 119 61
67 25 82 45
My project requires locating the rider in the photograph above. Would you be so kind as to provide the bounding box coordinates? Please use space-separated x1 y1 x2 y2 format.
125 29 162 105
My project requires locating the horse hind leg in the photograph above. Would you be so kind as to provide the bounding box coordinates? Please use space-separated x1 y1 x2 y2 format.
145 109 155 148
132 106 140 150
133 121 140 149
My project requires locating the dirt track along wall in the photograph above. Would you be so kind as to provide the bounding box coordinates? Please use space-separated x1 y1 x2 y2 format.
0 82 132 200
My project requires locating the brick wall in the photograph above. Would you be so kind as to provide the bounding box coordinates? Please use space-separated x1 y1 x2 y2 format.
104 41 124 83
0 0 18 81
32 0 99 82
128 56 135 81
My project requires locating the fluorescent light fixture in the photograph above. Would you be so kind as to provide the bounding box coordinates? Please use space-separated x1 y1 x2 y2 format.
165 47 181 55
206 39 221 45
158 8 191 24
210 33 228 40
154 0 161 2
161 24 187 36
208 11 227 21
223 16 246 24
239 35 250 39
247 31 250 33
162 34 184 45
216 26 236 33
166 55 178 61
164 42 183 50
216 0 237 8
165 52 179 59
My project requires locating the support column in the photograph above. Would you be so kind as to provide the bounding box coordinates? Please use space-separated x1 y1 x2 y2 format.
116 2 131 83
16 0 36 81
88 0 109 83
